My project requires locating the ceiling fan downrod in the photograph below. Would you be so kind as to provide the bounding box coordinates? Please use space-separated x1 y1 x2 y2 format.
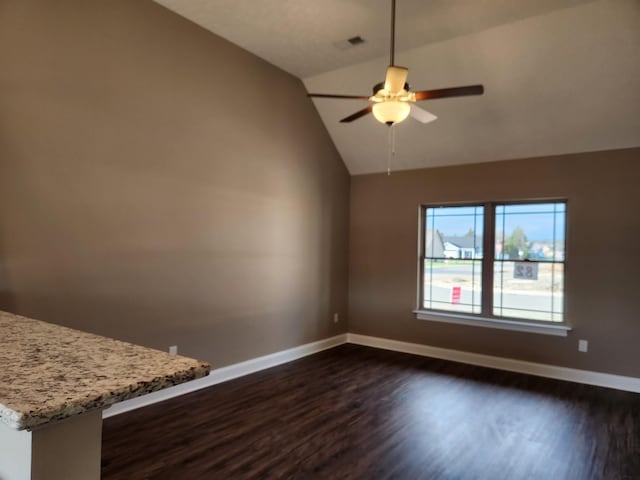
390 0 396 66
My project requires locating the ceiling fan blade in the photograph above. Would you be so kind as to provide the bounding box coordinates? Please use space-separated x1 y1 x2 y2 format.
340 106 373 123
308 93 371 100
413 84 484 101
384 66 409 93
410 104 438 124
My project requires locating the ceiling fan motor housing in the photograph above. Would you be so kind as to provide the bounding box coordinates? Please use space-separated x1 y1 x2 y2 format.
372 81 410 96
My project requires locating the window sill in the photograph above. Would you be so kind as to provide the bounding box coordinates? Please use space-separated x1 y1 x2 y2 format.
414 310 571 337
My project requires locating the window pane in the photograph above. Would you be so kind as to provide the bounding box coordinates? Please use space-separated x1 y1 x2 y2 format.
495 202 566 261
493 262 564 322
425 206 483 259
496 203 562 215
421 201 567 324
553 210 566 261
423 259 482 314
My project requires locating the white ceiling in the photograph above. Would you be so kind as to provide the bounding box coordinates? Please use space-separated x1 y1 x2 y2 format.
155 0 640 174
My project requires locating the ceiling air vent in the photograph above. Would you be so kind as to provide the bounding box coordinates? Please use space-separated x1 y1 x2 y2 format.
333 35 366 51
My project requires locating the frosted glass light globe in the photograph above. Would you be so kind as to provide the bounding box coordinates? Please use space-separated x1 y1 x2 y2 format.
372 101 411 125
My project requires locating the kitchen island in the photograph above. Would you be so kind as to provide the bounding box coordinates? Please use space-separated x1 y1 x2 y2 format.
0 310 210 480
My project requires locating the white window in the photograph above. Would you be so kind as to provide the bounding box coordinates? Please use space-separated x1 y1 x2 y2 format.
418 201 568 333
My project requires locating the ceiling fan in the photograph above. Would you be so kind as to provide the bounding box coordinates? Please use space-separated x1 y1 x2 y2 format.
307 0 484 126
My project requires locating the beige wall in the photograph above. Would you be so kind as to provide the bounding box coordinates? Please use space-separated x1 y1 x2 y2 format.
1 1 637 380
0 0 350 366
349 148 640 378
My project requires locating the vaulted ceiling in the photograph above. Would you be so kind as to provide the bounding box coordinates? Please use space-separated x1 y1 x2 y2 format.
154 0 640 174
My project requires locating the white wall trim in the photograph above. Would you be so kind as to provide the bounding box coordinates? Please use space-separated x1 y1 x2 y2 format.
103 333 348 419
347 333 640 394
414 310 571 337
104 331 640 419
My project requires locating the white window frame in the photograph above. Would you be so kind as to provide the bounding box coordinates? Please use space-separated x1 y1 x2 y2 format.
414 200 571 336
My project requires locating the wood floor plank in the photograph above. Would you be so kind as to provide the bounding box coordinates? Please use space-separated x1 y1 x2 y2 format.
102 344 640 479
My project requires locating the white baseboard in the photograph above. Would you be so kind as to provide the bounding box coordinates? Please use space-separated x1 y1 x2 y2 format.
103 333 348 419
347 333 640 394
104 331 640 419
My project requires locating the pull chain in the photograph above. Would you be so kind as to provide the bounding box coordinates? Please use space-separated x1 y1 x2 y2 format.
387 123 396 176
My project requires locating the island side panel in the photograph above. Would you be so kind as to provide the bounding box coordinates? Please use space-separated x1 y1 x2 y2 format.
0 410 102 480
0 422 32 480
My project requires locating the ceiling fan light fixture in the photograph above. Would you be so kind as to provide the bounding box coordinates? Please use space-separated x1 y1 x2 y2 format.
372 100 411 125
306 0 483 127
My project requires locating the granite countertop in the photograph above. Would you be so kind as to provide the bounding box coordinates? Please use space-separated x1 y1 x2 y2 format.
0 310 210 431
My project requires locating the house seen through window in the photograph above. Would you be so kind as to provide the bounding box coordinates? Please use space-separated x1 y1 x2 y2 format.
421 201 566 323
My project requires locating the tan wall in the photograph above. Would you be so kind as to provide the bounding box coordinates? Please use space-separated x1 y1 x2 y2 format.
0 0 350 366
349 148 640 378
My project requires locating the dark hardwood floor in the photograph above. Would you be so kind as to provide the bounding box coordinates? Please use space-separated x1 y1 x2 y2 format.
102 344 640 479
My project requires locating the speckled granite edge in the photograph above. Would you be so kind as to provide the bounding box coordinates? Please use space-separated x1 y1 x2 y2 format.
0 310 210 431
0 363 210 431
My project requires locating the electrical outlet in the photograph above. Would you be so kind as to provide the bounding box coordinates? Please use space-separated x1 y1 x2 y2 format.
169 345 178 355
333 313 339 324
578 339 588 353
